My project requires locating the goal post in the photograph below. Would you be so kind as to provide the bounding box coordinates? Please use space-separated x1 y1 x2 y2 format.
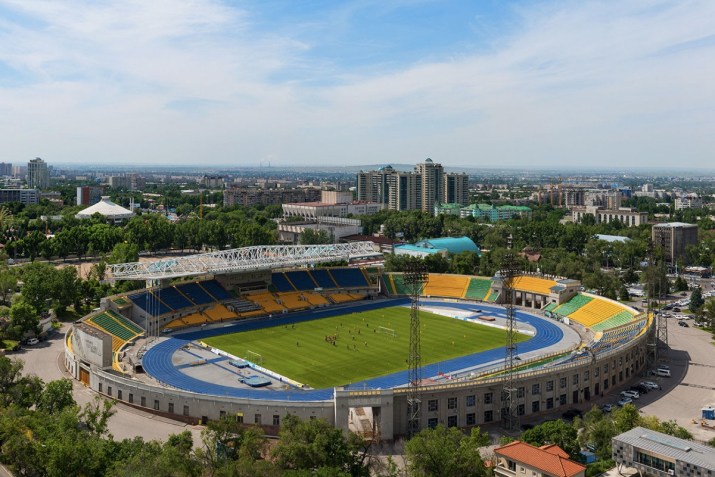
377 326 397 338
245 350 263 365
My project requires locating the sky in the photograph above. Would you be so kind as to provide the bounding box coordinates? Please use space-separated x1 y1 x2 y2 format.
0 0 713 169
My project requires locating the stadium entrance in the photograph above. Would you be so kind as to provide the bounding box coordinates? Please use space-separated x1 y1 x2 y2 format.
335 389 395 441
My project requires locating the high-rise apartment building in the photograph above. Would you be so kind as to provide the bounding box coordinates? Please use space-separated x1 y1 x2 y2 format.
356 159 468 212
0 163 12 176
76 186 105 206
652 222 698 263
27 157 49 189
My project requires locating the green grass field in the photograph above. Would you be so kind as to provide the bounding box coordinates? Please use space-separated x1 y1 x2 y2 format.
203 306 528 388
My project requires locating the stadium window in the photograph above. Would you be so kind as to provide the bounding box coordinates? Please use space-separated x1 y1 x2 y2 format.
466 395 475 407
466 413 476 426
428 399 438 412
604 363 609 373
184 405 190 416
219 410 226 419
107 386 112 397
128 393 133 404
154 400 159 411
612 376 616 386
603 379 609 390
559 394 566 405
546 397 554 409
619 371 623 382
532 401 540 413
255 414 262 425
168 403 174 414
484 410 493 422
98 383 102 393
619 357 623 367
584 371 589 381
427 418 438 429
309 416 316 420
483 392 493 405
448 397 457 410
517 404 525 416
117 390 122 401
447 415 458 428
532 383 540 395
546 380 554 392
273 415 280 426
236 413 243 423
517 387 525 398
560 377 567 389
141 396 146 407
594 367 600 378
572 374 579 385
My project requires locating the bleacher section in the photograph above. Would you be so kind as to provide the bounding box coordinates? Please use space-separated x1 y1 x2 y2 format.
486 291 499 302
284 271 318 291
277 292 310 311
129 291 172 315
552 294 593 316
159 287 194 310
245 291 286 314
271 272 295 292
330 268 368 288
201 280 232 301
311 269 337 289
86 311 143 352
567 297 635 328
391 274 410 295
464 278 492 300
204 304 237 322
543 303 558 312
423 274 470 298
511 276 557 295
303 292 329 306
175 282 215 305
327 292 366 304
590 311 636 332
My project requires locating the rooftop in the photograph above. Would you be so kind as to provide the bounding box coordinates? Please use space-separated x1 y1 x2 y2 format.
653 222 698 228
615 427 715 470
495 441 586 477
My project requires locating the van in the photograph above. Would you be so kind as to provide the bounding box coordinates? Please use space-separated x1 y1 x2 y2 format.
655 368 670 377
26 338 39 346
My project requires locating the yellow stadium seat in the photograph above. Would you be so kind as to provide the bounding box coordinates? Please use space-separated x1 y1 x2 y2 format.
568 298 633 328
511 276 557 295
422 274 470 299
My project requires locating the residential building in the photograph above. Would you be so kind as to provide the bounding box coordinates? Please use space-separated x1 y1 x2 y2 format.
0 188 39 205
224 187 320 207
277 217 362 244
571 206 648 227
674 193 702 210
27 157 49 189
76 186 105 206
356 159 468 212
283 201 383 220
652 222 699 263
612 427 715 476
108 173 145 191
0 163 11 176
494 441 585 477
200 175 225 188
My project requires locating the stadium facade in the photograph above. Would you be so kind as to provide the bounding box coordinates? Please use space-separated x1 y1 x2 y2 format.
64 244 651 439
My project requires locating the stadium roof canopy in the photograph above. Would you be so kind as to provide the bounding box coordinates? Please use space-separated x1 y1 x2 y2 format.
108 242 381 281
75 196 134 220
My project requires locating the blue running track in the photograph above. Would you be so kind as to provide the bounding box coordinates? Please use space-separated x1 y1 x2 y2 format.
141 299 563 401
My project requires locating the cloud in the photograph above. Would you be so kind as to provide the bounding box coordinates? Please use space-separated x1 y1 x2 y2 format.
0 0 713 168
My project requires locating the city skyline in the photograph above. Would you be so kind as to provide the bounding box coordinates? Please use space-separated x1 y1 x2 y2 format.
1 1 713 169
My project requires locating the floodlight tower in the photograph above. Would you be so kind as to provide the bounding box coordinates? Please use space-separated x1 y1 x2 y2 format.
501 235 521 431
404 261 428 438
645 239 660 370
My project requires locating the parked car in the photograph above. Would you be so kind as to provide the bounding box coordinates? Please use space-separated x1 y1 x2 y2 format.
631 384 649 394
654 368 671 377
678 321 689 327
601 403 615 412
617 397 633 407
161 328 173 334
620 390 640 400
26 338 39 346
640 381 659 390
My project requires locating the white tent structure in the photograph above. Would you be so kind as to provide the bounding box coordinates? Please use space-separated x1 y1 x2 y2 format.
75 196 134 221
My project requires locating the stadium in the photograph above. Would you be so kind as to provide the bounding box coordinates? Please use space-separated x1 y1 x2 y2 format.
63 242 652 440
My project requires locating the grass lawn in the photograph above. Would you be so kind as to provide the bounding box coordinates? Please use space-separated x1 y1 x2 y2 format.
203 306 529 388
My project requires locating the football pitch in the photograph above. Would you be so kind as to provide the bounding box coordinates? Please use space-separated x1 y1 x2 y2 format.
202 306 529 388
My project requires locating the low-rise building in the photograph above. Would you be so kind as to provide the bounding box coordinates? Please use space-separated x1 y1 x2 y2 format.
0 188 39 205
612 426 715 476
224 187 320 207
434 203 532 221
494 440 586 477
571 206 648 227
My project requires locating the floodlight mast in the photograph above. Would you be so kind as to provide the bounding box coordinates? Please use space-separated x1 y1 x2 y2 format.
404 261 428 438
501 234 520 431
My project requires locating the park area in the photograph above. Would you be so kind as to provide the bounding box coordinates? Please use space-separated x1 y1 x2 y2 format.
203 305 528 388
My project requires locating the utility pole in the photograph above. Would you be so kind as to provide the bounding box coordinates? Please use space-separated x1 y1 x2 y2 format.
405 261 428 438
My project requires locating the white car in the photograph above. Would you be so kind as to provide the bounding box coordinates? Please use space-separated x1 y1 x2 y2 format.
617 397 633 407
640 381 659 390
620 390 640 400
26 337 39 346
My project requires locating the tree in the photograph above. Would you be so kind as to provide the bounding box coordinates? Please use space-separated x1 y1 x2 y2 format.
299 229 332 245
0 268 17 305
612 403 640 434
405 425 490 477
18 262 56 312
690 287 704 313
271 415 369 476
520 419 579 458
673 276 689 292
9 301 39 338
37 378 76 414
108 242 139 264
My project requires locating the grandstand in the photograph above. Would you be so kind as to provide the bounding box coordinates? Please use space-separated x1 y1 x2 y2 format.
175 282 215 305
566 296 636 328
285 270 318 291
311 269 338 289
330 268 369 288
423 274 470 299
551 293 593 316
86 310 143 353
511 276 557 295
464 277 492 300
